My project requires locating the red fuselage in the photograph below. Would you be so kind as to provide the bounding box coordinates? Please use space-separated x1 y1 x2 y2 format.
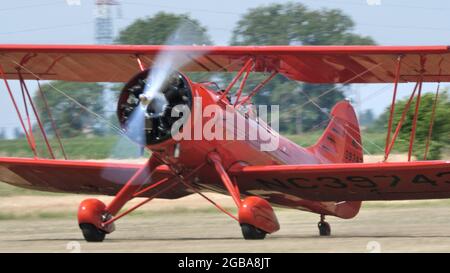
146 81 360 219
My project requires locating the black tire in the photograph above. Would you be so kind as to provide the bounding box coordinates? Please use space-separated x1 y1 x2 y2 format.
79 223 106 242
318 221 331 236
241 224 267 240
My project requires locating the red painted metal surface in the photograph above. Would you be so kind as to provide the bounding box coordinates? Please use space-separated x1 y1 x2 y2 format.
220 58 253 100
19 78 37 154
236 71 277 107
1 44 450 83
233 62 252 106
133 178 169 198
102 180 178 227
0 157 190 199
238 196 280 234
408 81 423 161
208 153 242 208
105 158 152 215
307 101 363 164
424 83 441 160
229 161 450 202
19 75 56 159
385 57 402 157
135 55 145 71
78 198 114 233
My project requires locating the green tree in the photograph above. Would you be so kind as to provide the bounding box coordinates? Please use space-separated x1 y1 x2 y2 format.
371 91 450 159
231 3 373 46
113 12 214 101
116 12 212 45
359 109 375 127
230 2 375 133
33 81 106 138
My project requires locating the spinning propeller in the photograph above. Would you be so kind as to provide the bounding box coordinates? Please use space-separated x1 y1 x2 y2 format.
102 22 205 183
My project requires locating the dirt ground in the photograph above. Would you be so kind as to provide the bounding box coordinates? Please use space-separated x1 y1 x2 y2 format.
2 193 450 252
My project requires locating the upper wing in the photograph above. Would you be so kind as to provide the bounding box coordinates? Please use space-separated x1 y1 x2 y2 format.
0 44 450 83
0 157 189 199
229 161 450 201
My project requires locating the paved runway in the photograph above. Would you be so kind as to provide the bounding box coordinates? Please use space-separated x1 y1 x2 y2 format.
2 203 450 252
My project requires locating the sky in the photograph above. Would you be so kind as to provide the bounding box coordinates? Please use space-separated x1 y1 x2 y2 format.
0 0 449 137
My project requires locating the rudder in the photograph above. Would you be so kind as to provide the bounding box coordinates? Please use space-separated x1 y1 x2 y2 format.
308 100 363 219
308 100 363 164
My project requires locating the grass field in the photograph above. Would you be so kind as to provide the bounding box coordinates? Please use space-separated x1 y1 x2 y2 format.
0 131 389 159
0 135 148 159
287 131 388 155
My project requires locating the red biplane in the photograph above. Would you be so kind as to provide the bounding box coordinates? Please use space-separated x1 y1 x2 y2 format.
0 44 448 242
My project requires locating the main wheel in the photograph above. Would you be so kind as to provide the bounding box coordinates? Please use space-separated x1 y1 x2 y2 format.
241 224 267 240
318 221 331 236
79 223 106 242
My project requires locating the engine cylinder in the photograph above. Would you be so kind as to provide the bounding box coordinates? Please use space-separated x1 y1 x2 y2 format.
117 69 193 146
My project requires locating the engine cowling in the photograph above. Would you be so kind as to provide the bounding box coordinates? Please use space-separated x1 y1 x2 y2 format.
117 69 193 146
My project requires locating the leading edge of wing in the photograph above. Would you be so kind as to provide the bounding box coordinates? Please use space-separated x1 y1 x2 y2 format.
0 157 173 196
0 44 448 54
0 156 147 171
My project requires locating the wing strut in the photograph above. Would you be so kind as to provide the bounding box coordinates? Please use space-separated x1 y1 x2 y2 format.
219 58 254 101
236 71 277 107
407 78 423 161
78 156 178 237
383 55 443 162
233 62 253 107
36 80 67 159
384 56 402 156
100 158 205 228
384 81 420 161
101 177 177 227
0 64 37 157
424 82 441 159
18 71 56 159
0 62 64 159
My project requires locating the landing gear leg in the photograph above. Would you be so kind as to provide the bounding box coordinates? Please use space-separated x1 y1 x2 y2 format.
207 153 280 240
77 157 172 242
318 214 331 236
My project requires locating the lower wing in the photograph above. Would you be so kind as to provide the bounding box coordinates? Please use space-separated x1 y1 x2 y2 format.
230 161 450 201
0 157 189 199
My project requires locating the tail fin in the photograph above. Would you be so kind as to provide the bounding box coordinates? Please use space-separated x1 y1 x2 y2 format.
308 100 363 164
308 100 363 218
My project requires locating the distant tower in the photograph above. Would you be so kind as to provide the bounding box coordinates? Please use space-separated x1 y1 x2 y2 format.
95 0 120 44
